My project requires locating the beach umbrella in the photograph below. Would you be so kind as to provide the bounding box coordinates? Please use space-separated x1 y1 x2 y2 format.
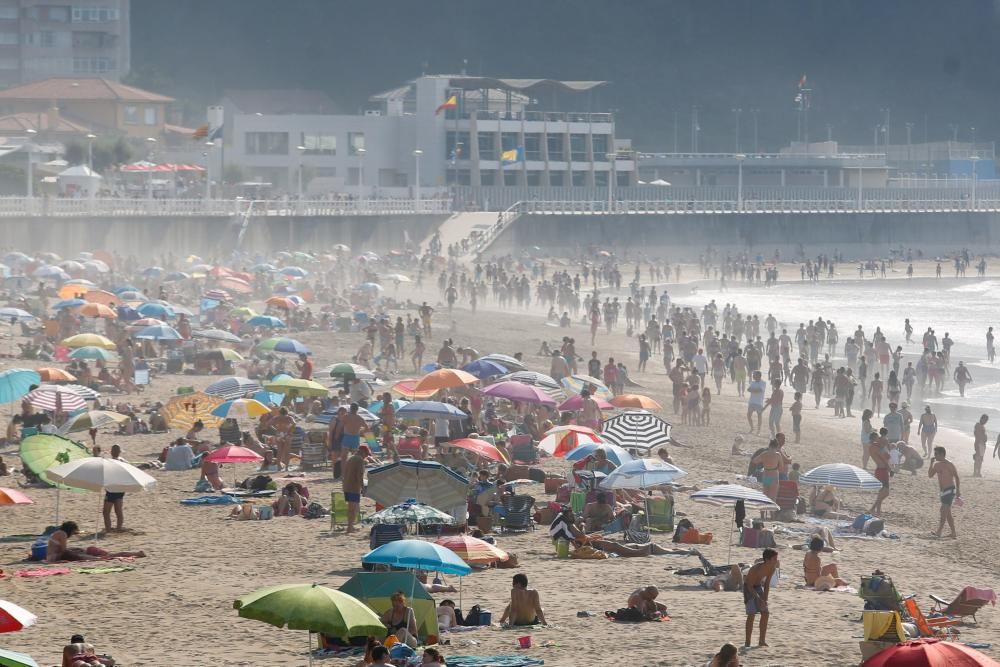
128 317 166 328
279 266 308 278
230 306 258 318
362 540 472 576
461 358 509 379
262 377 327 397
136 302 175 319
447 438 510 463
601 410 672 450
134 324 182 341
480 381 556 406
0 487 33 506
247 315 285 328
356 282 383 292
332 243 350 252
798 463 884 491
433 535 509 565
538 424 601 456
111 285 140 294
365 459 469 509
3 251 31 264
690 484 779 563
82 260 110 274
68 346 117 361
211 398 270 420
196 348 244 363
367 398 408 414
204 377 262 400
141 266 164 278
56 384 100 401
0 307 34 321
365 500 458 527
19 434 90 488
390 378 437 400
218 277 252 294
384 273 412 283
478 353 526 372
0 599 38 633
204 445 264 464
322 362 376 381
861 638 1000 667
265 296 297 309
26 385 87 412
234 583 384 666
58 260 85 274
115 290 148 302
192 328 242 343
500 370 565 399
0 369 41 404
162 392 225 429
558 393 615 411
561 374 613 400
414 368 479 393
116 305 140 321
32 265 69 281
83 289 118 306
61 333 115 350
78 302 117 319
252 263 277 273
58 410 129 434
47 456 157 493
311 406 379 427
396 400 467 421
609 394 663 411
599 458 687 490
338 573 437 642
564 443 634 466
0 648 39 667
52 298 86 310
257 337 309 354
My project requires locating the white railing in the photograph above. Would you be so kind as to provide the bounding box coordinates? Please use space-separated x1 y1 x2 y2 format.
513 197 1000 215
0 197 452 217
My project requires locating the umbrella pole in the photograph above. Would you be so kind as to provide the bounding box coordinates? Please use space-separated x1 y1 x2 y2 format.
96 489 103 541
728 505 735 565
55 487 60 524
307 630 313 667
459 575 463 611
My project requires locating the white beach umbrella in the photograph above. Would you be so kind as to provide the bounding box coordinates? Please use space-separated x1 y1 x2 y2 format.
690 484 779 563
46 457 157 493
599 458 686 490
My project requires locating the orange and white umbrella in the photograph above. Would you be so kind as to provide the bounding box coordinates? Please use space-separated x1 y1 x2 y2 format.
538 424 601 457
434 534 509 565
36 367 77 383
609 394 663 411
414 368 478 393
78 302 117 320
447 438 509 464
391 378 437 400
83 289 118 306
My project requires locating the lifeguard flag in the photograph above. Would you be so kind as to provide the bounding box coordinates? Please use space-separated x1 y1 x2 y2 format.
435 95 458 115
501 146 524 166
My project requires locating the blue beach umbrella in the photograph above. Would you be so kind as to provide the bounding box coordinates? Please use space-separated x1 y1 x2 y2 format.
564 442 634 466
362 540 472 576
0 368 41 404
247 315 285 328
461 359 508 379
136 302 175 319
134 324 182 341
53 299 86 310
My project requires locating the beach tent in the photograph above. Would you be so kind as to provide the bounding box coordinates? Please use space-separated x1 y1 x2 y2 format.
339 572 438 640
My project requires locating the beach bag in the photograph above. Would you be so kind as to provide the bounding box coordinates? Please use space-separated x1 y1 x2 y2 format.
607 607 645 622
863 518 885 536
463 605 482 626
303 502 326 519
194 479 213 493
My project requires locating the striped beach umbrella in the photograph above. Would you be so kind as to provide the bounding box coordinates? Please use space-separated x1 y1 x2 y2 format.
690 484 777 509
478 353 526 372
26 385 87 412
798 463 884 491
204 376 262 400
538 424 602 457
601 410 671 450
0 599 37 633
434 534 509 564
365 460 469 509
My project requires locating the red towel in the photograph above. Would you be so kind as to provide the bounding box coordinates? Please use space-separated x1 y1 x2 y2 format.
15 567 71 577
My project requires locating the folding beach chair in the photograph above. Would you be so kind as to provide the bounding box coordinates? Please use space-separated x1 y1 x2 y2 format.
862 610 906 643
859 574 904 612
329 491 366 530
646 496 674 531
929 587 996 623
362 523 407 571
499 494 535 534
903 597 961 637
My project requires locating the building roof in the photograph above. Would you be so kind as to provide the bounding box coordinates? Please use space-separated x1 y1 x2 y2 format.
443 76 606 93
0 78 173 103
223 89 341 115
0 111 91 134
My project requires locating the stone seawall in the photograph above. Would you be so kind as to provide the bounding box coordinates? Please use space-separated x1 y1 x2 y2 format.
4 214 449 257
487 212 1000 258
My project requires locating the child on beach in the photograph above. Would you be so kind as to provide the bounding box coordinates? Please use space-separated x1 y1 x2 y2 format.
701 387 712 425
791 392 803 443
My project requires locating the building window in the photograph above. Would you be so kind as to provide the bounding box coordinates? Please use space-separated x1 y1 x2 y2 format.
477 132 496 160
0 7 17 20
570 134 588 162
500 132 519 154
547 135 565 161
300 133 336 155
480 169 496 186
524 133 542 161
144 106 157 126
549 171 564 187
616 170 630 187
72 7 119 22
73 31 118 49
245 131 289 155
526 170 542 186
446 169 470 186
348 132 365 155
0 32 18 45
503 170 518 186
572 170 588 186
445 131 468 161
123 105 139 125
592 135 610 161
595 171 609 187
73 56 116 73
48 6 70 21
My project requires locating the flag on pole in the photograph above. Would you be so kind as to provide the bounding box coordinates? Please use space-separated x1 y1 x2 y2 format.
501 146 524 167
798 74 807 88
436 95 458 115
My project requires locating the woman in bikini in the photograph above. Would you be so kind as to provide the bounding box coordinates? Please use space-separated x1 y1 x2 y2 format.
918 405 938 458
381 591 418 648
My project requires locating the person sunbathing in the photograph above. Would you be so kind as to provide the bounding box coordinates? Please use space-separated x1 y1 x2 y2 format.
275 483 304 516
48 522 145 562
803 537 847 588
62 635 113 667
499 573 547 626
417 571 456 593
627 585 667 620
703 564 745 592
551 507 684 557
811 485 841 516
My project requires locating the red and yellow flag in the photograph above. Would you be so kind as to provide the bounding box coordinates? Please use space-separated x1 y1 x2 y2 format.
435 95 457 115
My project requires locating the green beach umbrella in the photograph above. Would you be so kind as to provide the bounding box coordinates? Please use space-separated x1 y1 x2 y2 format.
0 648 39 667
19 433 91 522
262 377 328 398
234 583 385 666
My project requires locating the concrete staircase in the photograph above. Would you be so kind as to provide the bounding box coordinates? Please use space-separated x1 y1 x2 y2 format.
421 211 499 254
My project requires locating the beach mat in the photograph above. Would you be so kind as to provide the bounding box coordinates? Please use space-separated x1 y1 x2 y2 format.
447 658 544 667
181 495 241 505
15 567 71 577
75 565 136 574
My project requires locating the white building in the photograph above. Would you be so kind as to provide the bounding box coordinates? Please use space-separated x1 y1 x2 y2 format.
214 75 635 199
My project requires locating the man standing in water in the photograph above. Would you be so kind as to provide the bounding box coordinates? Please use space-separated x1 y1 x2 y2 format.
928 446 960 538
744 548 779 648
973 414 988 478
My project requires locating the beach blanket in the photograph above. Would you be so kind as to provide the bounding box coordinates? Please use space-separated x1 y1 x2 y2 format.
447 658 544 667
796 584 858 594
75 565 136 574
15 567 71 577
181 495 241 505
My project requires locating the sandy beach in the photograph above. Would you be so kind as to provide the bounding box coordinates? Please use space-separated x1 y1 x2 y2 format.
2 258 999 667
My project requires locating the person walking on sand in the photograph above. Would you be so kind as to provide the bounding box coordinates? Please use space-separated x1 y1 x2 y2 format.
928 446 960 539
918 406 937 458
746 371 768 434
973 414 988 478
766 379 784 437
744 548 779 648
868 432 891 515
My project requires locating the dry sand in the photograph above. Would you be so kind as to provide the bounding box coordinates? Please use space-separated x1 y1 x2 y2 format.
1 259 999 667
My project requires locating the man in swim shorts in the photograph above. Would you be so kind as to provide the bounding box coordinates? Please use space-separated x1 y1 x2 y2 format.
928 446 960 538
744 548 779 647
342 444 369 533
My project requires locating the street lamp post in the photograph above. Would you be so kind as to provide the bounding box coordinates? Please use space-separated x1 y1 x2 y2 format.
295 144 306 203
204 141 215 202
86 133 97 170
970 155 980 210
356 147 366 211
145 137 157 200
857 163 864 211
606 153 616 212
25 128 37 200
413 148 423 213
735 154 746 211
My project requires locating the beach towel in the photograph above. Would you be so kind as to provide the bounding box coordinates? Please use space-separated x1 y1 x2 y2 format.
75 565 136 574
181 495 241 505
15 567 71 577
0 534 42 543
447 658 545 667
